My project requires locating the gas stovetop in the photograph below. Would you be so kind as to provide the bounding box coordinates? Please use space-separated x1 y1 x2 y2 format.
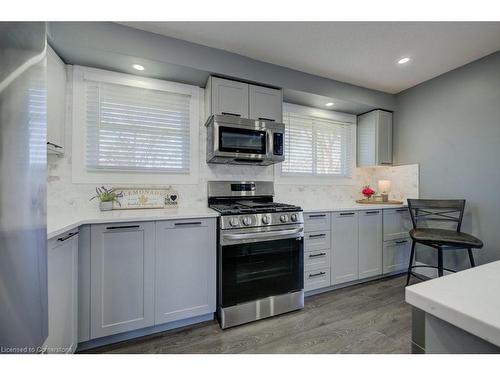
207 181 304 229
210 201 302 215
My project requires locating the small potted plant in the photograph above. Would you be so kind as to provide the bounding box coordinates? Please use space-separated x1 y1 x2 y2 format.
361 185 375 200
90 186 123 211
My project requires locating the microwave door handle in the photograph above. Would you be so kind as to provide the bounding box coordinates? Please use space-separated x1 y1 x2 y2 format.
223 227 303 241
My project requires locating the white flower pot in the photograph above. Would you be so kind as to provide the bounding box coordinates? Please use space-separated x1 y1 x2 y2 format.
99 201 113 211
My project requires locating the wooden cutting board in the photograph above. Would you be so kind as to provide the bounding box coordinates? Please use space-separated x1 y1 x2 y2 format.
356 199 403 205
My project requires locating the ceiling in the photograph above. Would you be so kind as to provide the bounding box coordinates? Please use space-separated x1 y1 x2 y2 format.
121 22 500 94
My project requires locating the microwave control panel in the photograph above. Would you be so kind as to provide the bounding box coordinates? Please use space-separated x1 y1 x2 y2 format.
273 133 284 156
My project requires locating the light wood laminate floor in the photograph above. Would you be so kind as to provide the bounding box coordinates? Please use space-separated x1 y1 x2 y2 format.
84 275 412 354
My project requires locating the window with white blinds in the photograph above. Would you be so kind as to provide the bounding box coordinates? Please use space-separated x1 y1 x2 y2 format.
281 112 354 177
85 80 191 173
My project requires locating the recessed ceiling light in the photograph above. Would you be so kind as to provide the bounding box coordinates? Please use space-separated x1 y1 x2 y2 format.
132 64 145 71
325 102 334 107
398 57 411 65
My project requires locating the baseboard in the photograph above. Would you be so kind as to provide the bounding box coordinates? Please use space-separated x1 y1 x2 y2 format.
76 313 214 352
305 270 407 297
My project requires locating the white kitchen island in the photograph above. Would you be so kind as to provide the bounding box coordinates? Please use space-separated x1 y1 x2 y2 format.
405 260 500 353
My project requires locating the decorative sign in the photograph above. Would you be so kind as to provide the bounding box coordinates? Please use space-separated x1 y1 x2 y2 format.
165 190 179 207
113 188 167 210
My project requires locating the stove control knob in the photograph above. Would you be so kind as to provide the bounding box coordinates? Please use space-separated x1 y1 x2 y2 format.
290 213 298 222
280 214 289 223
262 215 271 225
242 217 252 226
229 218 239 227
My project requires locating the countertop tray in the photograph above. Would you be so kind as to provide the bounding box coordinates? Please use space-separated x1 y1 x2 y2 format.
356 199 403 205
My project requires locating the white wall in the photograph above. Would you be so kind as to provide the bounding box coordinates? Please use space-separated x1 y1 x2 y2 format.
47 66 419 216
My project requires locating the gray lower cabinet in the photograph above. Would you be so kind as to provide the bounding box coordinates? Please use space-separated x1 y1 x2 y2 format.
303 212 331 292
383 208 411 241
90 222 155 339
358 210 383 279
383 238 412 274
155 219 216 324
46 230 79 353
303 212 330 232
304 268 331 291
332 211 359 285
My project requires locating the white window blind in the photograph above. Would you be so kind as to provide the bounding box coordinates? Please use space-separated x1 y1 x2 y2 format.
85 80 191 173
281 112 353 177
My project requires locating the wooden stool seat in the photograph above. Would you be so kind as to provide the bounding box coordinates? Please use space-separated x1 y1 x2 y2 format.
409 228 483 249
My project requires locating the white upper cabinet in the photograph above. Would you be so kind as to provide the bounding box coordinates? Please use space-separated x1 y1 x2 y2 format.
208 76 249 118
357 110 393 166
47 45 66 155
205 76 283 122
249 84 283 122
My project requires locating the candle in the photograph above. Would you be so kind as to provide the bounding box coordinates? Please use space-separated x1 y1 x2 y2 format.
378 180 391 202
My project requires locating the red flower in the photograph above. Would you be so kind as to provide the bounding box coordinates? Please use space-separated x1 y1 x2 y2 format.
362 186 375 197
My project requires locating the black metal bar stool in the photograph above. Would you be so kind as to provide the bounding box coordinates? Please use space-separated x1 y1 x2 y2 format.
406 199 483 285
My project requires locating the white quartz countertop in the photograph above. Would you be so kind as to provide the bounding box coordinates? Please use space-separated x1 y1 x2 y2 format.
47 201 408 239
301 202 407 212
47 207 220 239
405 260 500 347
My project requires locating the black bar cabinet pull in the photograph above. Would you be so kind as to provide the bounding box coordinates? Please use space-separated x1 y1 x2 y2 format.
309 252 327 258
258 117 275 122
365 211 380 215
309 233 326 238
57 232 78 242
175 221 202 226
106 225 140 230
396 240 409 244
308 214 326 218
340 212 355 216
309 271 326 278
396 208 408 212
221 112 241 117
47 142 62 149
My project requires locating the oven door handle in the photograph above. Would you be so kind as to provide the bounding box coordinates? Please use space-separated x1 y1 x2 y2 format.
223 227 303 241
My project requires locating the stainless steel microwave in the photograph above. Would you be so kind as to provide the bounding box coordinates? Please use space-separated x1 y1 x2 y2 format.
205 114 285 166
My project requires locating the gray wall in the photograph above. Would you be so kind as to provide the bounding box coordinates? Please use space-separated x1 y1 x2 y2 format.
47 22 394 114
394 51 500 267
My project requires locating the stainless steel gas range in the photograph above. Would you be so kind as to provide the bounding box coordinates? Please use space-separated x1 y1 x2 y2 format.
208 181 304 329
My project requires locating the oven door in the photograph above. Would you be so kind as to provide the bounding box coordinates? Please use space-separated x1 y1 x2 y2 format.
220 229 304 308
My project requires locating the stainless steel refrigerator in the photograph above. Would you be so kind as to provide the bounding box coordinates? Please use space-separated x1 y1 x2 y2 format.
0 22 48 353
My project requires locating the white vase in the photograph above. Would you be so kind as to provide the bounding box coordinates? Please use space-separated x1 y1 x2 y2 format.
99 201 113 211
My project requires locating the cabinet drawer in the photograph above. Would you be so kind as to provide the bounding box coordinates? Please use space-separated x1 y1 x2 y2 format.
304 268 331 291
304 249 331 272
304 231 331 252
304 212 330 232
383 208 412 241
383 238 412 274
159 218 211 229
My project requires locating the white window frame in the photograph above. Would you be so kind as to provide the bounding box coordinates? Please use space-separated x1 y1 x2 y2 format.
274 103 357 185
71 66 200 184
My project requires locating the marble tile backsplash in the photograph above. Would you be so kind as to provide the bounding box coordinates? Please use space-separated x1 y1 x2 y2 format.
48 152 418 215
